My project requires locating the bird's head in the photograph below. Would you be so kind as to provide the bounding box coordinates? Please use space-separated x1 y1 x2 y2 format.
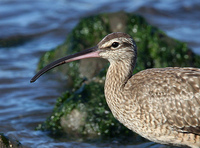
98 32 137 63
30 32 137 83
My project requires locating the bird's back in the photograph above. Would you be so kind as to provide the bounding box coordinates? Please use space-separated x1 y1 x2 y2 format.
124 67 200 147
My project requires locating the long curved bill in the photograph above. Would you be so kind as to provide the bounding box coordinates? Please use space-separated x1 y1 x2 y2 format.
30 46 100 83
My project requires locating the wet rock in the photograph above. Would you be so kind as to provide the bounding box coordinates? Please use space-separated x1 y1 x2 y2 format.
0 133 22 148
36 11 200 142
0 35 32 47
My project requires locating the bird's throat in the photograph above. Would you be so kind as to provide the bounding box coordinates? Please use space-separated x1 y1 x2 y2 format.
105 60 134 90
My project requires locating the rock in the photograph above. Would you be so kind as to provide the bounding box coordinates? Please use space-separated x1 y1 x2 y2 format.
0 133 22 148
0 35 32 47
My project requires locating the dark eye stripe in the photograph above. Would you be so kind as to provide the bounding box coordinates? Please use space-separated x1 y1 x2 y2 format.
107 42 133 50
122 42 132 47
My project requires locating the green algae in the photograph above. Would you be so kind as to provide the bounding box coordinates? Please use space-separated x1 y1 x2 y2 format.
36 12 200 142
125 14 200 73
37 14 109 74
0 133 22 148
37 80 145 143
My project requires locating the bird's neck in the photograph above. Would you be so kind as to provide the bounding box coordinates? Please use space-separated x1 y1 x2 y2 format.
106 60 134 87
104 59 135 117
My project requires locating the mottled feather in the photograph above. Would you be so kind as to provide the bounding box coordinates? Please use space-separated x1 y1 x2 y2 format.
98 33 200 148
126 67 200 134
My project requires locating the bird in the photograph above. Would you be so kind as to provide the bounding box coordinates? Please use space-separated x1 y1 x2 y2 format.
31 32 200 148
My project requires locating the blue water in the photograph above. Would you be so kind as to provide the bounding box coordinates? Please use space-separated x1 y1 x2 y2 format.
0 0 200 147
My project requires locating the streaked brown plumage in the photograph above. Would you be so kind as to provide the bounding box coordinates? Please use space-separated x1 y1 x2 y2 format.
31 32 200 148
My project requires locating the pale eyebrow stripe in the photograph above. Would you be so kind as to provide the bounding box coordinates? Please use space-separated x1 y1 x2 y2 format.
99 37 128 48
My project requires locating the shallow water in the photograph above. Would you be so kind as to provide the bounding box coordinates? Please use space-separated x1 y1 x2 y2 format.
0 0 200 147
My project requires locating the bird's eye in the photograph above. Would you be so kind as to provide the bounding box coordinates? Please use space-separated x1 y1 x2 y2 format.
111 42 119 48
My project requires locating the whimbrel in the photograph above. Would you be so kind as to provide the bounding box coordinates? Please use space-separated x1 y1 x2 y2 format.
31 32 200 148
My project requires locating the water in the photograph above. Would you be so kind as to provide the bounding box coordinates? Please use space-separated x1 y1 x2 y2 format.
0 0 200 147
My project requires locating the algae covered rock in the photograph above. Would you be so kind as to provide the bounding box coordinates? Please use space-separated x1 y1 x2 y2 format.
37 81 144 142
0 133 22 148
36 11 200 142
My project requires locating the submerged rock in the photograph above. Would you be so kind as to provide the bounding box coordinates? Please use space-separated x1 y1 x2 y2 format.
36 12 200 142
0 133 22 148
0 35 33 48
